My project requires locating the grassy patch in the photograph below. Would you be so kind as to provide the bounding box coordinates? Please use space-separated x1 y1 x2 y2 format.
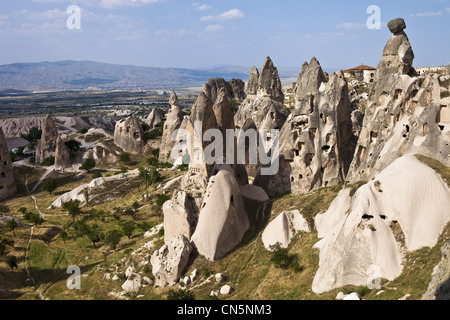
415 155 450 187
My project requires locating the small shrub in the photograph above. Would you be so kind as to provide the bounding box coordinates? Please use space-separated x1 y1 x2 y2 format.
269 242 302 272
167 289 195 301
156 195 171 208
92 171 102 179
41 156 55 166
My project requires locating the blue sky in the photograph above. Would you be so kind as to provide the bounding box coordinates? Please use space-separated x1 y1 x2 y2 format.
0 0 449 71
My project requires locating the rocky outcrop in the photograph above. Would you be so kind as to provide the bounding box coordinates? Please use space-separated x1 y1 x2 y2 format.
258 57 284 103
247 66 260 96
312 155 450 293
422 241 450 300
371 17 415 102
228 79 246 101
191 170 250 261
163 190 197 244
255 59 356 196
145 108 164 130
54 136 71 170
0 128 16 201
234 57 289 131
159 91 184 163
121 273 141 293
35 114 59 164
262 210 310 250
203 77 246 104
151 235 193 287
347 18 449 182
114 117 146 155
0 116 115 138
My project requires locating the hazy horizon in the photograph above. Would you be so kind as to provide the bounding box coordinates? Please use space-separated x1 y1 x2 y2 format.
0 0 449 71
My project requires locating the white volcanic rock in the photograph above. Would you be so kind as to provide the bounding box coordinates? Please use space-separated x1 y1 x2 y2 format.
121 272 141 293
191 170 250 261
262 210 310 250
151 235 193 287
163 190 197 244
145 108 164 130
114 117 146 155
312 155 450 294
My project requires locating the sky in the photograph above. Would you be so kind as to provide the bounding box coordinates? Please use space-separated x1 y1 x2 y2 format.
0 0 449 71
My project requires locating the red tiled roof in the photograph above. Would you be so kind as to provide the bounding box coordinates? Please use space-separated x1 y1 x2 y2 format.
343 65 376 73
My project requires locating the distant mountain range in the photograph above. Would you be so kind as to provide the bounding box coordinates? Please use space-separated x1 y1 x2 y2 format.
0 60 302 91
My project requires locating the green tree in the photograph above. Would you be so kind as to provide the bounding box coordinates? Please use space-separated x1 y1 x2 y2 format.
105 229 122 251
72 219 89 238
92 171 102 179
42 179 58 196
7 255 18 272
149 166 161 185
269 242 302 272
18 207 27 216
0 238 15 256
123 208 137 220
139 167 150 199
120 221 136 239
64 140 82 153
42 156 55 166
80 158 96 172
86 224 104 248
5 219 18 237
59 230 68 243
119 153 131 163
63 199 82 221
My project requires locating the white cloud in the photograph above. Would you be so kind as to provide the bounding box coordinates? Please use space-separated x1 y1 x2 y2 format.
0 14 8 20
336 22 366 29
411 11 442 17
20 9 67 20
200 9 244 22
194 4 212 11
446 8 450 14
205 24 224 32
101 0 165 8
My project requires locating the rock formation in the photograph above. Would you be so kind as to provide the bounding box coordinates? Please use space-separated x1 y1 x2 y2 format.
202 77 246 104
145 108 164 130
228 78 246 101
35 114 59 164
262 210 310 250
163 190 197 244
54 136 71 170
255 59 356 196
346 18 449 182
151 235 193 287
234 57 289 131
0 128 16 201
191 170 250 261
422 241 450 300
159 91 184 163
114 117 146 155
312 155 450 293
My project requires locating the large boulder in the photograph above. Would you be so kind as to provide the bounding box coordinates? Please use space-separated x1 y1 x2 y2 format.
312 155 450 293
35 114 58 164
0 128 16 201
163 190 197 244
151 235 193 287
262 210 310 250
121 272 141 293
191 170 250 261
114 117 146 155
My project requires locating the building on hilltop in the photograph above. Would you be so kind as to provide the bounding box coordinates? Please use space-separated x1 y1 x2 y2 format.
343 65 376 83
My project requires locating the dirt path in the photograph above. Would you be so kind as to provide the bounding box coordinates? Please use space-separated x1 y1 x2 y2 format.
23 226 36 286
